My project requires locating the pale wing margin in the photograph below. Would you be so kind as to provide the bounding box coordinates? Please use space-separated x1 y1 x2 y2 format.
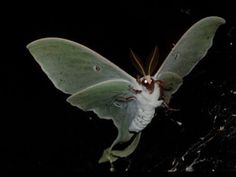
154 16 225 102
67 79 139 163
155 16 225 79
27 38 136 94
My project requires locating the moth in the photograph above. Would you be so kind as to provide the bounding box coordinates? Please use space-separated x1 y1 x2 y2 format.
27 16 225 163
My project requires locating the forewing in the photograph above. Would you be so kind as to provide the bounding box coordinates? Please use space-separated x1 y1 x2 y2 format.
27 38 135 94
155 16 225 79
155 16 225 100
67 79 140 163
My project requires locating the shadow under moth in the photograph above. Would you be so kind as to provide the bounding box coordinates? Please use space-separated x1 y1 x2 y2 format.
27 16 225 164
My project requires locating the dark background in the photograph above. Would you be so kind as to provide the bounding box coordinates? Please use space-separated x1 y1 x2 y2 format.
2 1 236 175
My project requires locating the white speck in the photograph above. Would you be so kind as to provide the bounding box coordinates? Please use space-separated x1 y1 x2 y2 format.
221 93 225 96
110 167 115 172
185 166 194 172
200 137 204 140
168 168 177 172
219 126 224 131
214 115 217 120
89 117 93 120
232 114 236 117
230 42 233 46
176 121 182 126
180 8 191 15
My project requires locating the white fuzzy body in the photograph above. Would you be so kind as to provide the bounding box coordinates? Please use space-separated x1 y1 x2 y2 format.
129 83 163 132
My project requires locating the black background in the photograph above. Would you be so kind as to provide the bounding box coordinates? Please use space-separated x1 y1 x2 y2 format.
2 1 236 175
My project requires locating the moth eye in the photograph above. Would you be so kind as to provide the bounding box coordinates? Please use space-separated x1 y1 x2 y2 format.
144 79 148 84
93 65 101 72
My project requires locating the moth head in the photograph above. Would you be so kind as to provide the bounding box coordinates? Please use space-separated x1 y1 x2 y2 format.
139 75 155 93
130 47 160 93
141 75 152 85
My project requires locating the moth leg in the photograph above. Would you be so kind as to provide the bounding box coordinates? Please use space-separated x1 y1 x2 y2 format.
156 79 179 111
116 96 136 102
112 87 138 108
161 101 182 127
113 95 136 108
162 101 180 112
128 86 142 94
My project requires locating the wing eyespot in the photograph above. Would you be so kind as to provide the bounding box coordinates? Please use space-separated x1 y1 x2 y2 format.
93 65 101 72
174 53 179 60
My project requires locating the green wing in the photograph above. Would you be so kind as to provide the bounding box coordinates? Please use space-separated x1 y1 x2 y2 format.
27 38 140 163
155 16 225 102
27 38 135 94
67 79 140 163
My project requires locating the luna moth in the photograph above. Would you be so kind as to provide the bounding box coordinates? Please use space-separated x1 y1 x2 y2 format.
27 16 225 164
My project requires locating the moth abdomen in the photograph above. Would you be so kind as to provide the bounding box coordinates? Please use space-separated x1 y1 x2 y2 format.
129 108 155 132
